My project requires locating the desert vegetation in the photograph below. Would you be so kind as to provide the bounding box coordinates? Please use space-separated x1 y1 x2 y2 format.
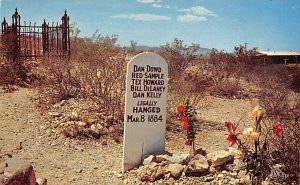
1 31 299 185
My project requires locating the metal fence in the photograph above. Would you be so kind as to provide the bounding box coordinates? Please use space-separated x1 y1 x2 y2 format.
1 8 70 62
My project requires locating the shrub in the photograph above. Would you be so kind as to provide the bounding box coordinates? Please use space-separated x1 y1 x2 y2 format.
160 39 205 118
225 99 299 184
211 77 242 97
268 121 299 183
40 37 127 119
225 106 273 184
261 91 300 183
160 38 199 77
0 58 18 86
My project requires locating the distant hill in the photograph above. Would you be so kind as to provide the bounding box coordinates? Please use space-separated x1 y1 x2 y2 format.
126 45 211 56
135 45 161 52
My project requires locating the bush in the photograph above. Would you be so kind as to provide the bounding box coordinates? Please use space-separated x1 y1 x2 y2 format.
160 38 199 77
41 38 126 119
160 39 206 117
211 77 242 97
260 91 300 183
288 65 300 92
0 58 18 86
268 121 299 183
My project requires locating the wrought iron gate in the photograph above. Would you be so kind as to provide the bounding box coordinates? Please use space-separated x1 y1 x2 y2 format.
1 8 70 62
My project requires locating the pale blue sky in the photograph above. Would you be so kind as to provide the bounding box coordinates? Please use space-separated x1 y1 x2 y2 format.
1 0 299 52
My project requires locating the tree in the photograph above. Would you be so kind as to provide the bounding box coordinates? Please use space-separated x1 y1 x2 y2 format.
161 38 200 77
234 45 260 64
130 40 137 51
69 22 80 40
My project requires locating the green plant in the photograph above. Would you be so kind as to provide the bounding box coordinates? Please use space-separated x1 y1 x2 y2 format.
176 98 197 156
225 106 279 185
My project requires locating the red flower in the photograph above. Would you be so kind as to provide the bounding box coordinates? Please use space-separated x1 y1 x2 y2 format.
227 133 236 146
181 116 188 123
225 122 231 131
273 123 282 136
182 122 189 130
224 121 237 132
177 105 185 115
185 140 191 146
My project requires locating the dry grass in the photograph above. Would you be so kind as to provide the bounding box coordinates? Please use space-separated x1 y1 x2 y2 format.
40 39 127 119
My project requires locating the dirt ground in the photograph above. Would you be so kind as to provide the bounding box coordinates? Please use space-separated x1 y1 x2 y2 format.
0 88 258 185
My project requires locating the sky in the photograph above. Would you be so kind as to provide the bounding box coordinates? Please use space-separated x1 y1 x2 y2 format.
1 0 300 52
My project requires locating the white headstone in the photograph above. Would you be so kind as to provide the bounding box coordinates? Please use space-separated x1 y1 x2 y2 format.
122 52 168 173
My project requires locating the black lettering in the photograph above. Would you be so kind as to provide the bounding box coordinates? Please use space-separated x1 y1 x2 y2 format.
133 107 161 113
147 65 161 72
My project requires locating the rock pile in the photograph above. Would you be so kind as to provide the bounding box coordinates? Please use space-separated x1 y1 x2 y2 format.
46 99 123 141
123 148 252 184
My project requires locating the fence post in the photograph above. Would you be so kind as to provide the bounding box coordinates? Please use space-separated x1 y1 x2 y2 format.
1 18 9 60
11 8 21 63
42 19 49 55
1 17 8 33
61 10 70 56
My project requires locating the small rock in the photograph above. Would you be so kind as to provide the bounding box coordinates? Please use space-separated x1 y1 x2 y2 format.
48 112 62 118
36 178 47 185
140 166 156 182
69 112 79 121
181 171 185 177
222 170 227 174
184 154 209 174
76 168 83 173
117 173 123 178
217 174 224 178
155 154 169 163
148 162 158 169
154 166 165 180
205 176 214 182
206 150 234 167
75 121 86 128
143 155 155 165
166 163 184 178
230 172 238 177
2 159 36 185
59 100 66 106
168 154 189 165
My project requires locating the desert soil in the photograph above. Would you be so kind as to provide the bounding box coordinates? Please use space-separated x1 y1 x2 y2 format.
0 88 257 185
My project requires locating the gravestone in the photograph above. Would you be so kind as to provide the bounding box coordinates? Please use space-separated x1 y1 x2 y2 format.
122 52 168 173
